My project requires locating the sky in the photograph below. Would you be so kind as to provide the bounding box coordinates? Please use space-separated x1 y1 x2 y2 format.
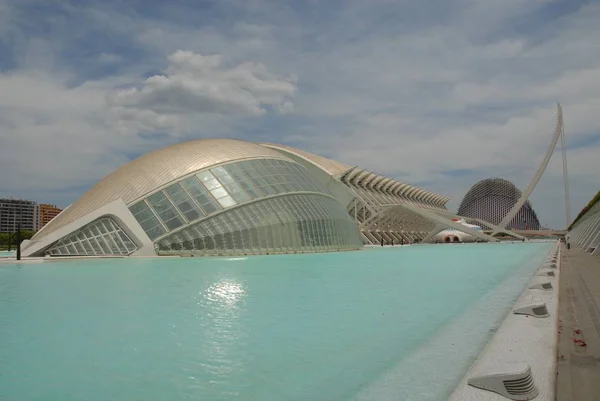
0 0 599 229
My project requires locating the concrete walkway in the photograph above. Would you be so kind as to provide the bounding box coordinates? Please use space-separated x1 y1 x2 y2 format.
556 244 600 401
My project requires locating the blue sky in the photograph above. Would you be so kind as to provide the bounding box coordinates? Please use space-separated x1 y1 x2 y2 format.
0 0 599 229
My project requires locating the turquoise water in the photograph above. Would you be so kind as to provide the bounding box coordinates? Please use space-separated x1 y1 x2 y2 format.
0 242 552 401
0 250 15 257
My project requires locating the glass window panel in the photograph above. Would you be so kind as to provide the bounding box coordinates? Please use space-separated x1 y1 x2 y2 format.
203 178 222 191
228 189 251 204
139 215 161 231
90 225 102 237
210 187 229 200
146 224 167 240
151 204 182 225
222 181 243 193
255 166 270 177
201 201 219 215
129 201 149 216
118 232 136 251
263 175 277 185
164 217 184 231
132 208 157 224
66 244 77 254
181 179 221 211
238 180 261 199
95 238 109 253
210 166 227 176
106 238 121 254
224 163 241 171
81 240 93 254
251 176 269 188
183 208 202 222
74 242 86 254
244 168 259 178
261 185 276 196
147 191 167 206
97 222 108 234
196 170 215 182
164 183 185 197
218 174 236 186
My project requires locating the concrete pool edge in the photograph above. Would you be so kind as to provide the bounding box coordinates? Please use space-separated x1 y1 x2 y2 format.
447 240 560 401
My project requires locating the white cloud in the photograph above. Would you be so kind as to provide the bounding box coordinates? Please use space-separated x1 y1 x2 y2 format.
107 50 297 117
0 50 297 204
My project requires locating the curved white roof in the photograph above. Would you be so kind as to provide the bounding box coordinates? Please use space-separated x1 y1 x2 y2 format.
33 139 291 241
259 143 352 176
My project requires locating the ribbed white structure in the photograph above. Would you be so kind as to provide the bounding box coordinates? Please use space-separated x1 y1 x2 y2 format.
458 178 541 230
566 196 600 255
261 144 451 244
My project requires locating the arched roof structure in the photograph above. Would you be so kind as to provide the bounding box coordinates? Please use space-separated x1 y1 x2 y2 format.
34 139 289 241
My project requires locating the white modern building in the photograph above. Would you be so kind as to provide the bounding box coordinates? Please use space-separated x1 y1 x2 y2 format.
458 178 541 230
21 139 512 258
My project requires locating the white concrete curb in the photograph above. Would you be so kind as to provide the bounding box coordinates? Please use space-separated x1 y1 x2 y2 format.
447 241 560 401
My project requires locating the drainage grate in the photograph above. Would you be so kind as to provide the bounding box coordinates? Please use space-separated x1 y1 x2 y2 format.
531 305 549 316
529 282 553 291
513 302 549 318
503 373 537 398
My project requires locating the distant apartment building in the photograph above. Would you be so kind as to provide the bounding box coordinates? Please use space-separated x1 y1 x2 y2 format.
39 204 63 230
0 198 40 233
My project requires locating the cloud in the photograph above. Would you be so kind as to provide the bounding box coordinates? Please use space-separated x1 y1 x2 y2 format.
107 50 297 118
0 49 297 205
0 0 599 229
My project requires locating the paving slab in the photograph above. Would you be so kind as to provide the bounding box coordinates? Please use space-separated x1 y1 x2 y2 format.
556 245 600 401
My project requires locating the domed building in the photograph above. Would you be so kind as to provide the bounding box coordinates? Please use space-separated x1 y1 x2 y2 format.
457 178 541 230
21 139 451 257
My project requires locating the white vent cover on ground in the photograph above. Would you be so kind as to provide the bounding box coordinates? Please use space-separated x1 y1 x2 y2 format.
513 302 549 318
536 269 555 277
468 363 539 400
529 282 553 291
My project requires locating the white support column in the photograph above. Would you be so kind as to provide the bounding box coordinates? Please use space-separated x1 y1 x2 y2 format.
572 219 592 245
585 229 600 253
580 215 600 249
592 237 600 255
572 220 590 246
576 218 598 247
492 104 563 235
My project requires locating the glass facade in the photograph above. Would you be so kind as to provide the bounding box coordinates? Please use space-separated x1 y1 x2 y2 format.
127 158 362 255
129 158 325 240
157 194 362 255
46 217 137 256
